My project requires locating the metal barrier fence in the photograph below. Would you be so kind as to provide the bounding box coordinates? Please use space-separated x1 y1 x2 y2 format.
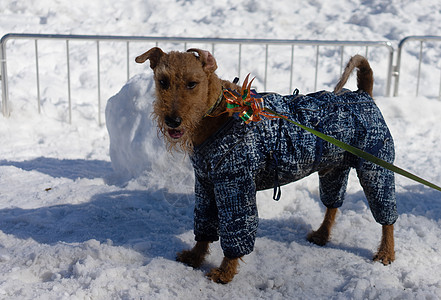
393 35 441 98
0 33 403 123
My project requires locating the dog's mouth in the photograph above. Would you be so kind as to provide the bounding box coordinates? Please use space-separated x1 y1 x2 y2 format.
168 128 184 139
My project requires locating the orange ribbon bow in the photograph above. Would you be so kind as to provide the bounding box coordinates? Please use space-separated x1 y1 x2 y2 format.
223 74 284 124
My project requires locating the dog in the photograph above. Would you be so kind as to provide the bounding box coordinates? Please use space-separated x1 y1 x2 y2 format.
135 48 397 283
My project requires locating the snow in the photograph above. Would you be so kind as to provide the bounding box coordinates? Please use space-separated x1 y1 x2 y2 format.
1 0 441 299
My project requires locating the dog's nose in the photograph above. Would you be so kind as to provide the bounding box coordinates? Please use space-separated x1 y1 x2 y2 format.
165 116 182 128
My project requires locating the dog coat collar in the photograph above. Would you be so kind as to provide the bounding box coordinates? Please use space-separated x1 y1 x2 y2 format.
203 88 225 118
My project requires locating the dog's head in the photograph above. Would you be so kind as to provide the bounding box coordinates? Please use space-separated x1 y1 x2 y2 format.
136 47 220 152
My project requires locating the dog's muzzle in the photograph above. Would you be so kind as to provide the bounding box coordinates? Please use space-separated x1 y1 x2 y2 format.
165 116 184 139
165 116 182 128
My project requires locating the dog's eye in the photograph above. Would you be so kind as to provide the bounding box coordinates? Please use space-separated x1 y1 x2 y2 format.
158 78 170 90
187 81 198 89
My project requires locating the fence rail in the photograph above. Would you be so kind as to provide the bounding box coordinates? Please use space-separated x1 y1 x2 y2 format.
393 35 441 98
1 33 438 124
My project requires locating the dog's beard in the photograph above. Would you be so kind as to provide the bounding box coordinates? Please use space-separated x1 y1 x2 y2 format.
157 119 194 153
152 102 202 154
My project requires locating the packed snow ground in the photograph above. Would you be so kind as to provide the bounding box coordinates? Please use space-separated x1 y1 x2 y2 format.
1 1 441 299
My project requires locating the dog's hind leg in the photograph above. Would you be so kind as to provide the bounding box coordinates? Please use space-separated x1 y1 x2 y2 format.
374 224 395 265
356 157 397 265
307 207 338 246
308 167 350 245
176 241 210 268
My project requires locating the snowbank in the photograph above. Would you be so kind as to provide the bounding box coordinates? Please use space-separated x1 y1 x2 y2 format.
105 73 194 194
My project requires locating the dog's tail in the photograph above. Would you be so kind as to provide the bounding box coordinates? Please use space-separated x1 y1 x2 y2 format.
333 55 373 97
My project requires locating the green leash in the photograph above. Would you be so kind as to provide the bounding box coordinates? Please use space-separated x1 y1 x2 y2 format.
223 75 441 193
265 107 441 193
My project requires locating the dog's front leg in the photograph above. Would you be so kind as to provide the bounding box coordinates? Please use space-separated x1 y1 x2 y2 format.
374 224 395 265
176 241 210 268
206 256 240 284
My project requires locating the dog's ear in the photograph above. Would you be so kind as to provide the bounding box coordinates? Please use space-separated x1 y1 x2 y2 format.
187 48 217 73
135 47 165 69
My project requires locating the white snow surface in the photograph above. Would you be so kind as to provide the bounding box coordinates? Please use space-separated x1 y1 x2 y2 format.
1 1 441 299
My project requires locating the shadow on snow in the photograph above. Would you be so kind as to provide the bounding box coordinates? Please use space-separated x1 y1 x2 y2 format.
0 157 113 180
0 189 194 260
0 155 440 263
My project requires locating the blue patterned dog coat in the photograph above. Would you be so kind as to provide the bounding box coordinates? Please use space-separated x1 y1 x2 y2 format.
190 89 397 259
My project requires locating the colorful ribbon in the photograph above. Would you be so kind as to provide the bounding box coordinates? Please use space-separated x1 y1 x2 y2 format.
223 74 284 124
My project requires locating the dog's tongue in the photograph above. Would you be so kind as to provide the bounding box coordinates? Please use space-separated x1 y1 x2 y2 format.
168 129 184 139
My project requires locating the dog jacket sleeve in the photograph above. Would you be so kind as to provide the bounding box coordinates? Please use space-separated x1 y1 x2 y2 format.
191 117 261 258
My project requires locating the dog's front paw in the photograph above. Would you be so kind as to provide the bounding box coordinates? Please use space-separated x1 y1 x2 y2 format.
176 241 210 268
206 267 235 284
176 250 205 268
206 257 240 284
373 250 395 265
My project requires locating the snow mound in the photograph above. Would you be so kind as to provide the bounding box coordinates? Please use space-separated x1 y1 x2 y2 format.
105 73 193 192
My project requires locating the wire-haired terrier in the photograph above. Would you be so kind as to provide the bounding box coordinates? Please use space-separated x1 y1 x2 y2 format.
136 48 397 283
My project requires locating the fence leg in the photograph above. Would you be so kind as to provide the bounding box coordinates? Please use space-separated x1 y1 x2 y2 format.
289 44 294 93
238 44 242 80
35 40 41 113
264 44 268 91
66 40 72 124
126 41 130 82
339 46 344 76
385 49 394 97
97 41 102 126
416 41 423 97
1 41 9 117
314 45 319 91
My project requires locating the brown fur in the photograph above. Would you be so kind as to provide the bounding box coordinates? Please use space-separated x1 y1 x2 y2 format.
206 256 240 284
176 241 239 283
307 208 395 265
135 47 239 152
176 241 210 268
136 49 394 283
374 224 395 265
307 207 338 246
334 54 374 97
